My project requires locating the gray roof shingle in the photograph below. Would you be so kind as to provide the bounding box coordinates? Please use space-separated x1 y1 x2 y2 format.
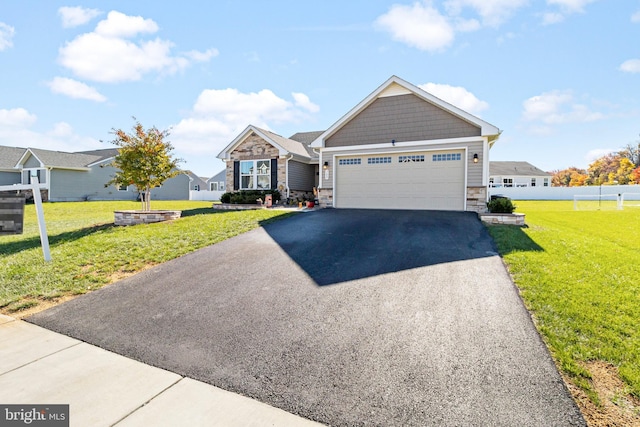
27 148 106 169
254 127 318 159
0 146 27 169
490 161 551 177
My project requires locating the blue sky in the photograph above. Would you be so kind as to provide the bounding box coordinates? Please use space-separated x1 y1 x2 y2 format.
1 1 639 177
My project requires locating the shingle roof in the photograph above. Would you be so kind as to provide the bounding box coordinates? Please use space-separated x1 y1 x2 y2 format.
75 148 120 162
289 131 325 145
254 127 317 159
27 148 107 169
490 161 551 177
0 146 27 169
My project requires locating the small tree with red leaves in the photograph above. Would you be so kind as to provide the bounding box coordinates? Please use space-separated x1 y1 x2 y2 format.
106 119 182 211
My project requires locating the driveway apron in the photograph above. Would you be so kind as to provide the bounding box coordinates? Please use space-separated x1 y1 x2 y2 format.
29 209 585 426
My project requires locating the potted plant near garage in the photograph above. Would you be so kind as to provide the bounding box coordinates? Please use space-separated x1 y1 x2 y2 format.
105 118 184 226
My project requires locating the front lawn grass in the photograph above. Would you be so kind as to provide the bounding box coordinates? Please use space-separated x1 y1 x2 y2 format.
0 201 293 312
487 201 640 400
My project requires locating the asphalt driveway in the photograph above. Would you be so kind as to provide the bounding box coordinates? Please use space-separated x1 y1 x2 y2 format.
29 209 585 426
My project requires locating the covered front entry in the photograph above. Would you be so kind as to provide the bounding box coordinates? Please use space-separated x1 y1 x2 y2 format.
334 150 466 210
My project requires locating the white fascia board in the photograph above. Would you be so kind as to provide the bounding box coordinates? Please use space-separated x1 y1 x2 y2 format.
87 157 115 168
320 136 485 154
15 148 43 168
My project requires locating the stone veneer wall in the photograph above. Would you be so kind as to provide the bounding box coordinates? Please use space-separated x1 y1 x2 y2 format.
114 210 181 226
225 133 286 195
318 188 333 208
466 186 488 213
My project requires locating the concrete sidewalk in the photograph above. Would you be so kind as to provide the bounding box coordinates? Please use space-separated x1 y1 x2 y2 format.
0 314 322 426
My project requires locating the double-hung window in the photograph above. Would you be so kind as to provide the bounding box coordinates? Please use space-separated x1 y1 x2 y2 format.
240 160 271 190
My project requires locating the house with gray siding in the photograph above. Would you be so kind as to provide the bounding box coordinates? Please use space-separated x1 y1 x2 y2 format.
217 76 501 212
0 145 198 202
206 170 226 191
0 146 25 186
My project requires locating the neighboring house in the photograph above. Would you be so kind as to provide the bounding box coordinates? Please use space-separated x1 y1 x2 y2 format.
489 161 551 188
217 125 321 202
0 145 198 201
0 146 26 185
206 170 226 192
184 170 208 192
218 76 501 212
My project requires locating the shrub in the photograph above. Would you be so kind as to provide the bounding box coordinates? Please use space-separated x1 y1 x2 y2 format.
487 197 516 213
220 190 281 204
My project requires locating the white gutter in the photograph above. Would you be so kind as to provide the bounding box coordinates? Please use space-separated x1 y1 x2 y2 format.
312 148 322 189
284 154 293 199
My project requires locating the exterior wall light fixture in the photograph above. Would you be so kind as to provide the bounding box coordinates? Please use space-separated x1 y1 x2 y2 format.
323 161 329 170
473 153 479 163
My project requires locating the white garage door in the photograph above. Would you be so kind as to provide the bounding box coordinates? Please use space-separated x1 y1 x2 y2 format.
335 150 465 210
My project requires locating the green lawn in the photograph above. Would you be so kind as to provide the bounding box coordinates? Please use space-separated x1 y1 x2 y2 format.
0 201 293 312
487 201 640 401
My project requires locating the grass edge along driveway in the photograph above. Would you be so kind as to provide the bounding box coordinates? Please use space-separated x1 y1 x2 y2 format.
487 201 640 415
0 201 294 314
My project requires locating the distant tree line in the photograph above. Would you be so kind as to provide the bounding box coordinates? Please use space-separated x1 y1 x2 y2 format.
551 141 640 187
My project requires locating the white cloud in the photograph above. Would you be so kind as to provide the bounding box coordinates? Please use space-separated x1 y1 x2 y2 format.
292 92 320 113
620 59 640 73
542 12 565 25
0 108 37 127
375 0 527 52
58 6 101 28
445 0 528 27
170 87 319 158
58 11 217 83
0 108 101 152
94 11 158 38
632 10 640 23
547 0 596 13
47 77 107 102
522 90 605 125
375 2 455 52
543 0 597 24
183 48 219 62
418 83 488 115
48 122 74 137
0 22 15 51
585 148 615 164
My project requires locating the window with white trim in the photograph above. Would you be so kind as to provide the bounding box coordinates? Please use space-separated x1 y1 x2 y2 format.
503 178 513 187
117 184 128 191
240 159 271 190
543 178 549 187
531 178 536 187
210 182 218 191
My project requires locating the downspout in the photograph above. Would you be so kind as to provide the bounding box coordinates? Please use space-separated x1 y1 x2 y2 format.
312 148 322 189
285 154 293 199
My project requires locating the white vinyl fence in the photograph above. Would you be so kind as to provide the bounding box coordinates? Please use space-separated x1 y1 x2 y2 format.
488 184 640 201
189 190 224 201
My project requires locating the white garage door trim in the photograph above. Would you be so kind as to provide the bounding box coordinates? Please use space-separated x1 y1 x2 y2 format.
333 148 468 211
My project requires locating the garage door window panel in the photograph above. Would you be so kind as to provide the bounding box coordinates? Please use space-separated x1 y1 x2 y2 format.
399 155 424 163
